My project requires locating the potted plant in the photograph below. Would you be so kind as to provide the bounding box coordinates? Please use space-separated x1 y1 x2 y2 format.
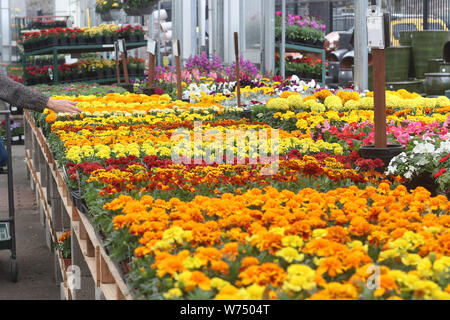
104 60 115 78
123 0 158 16
127 58 138 76
96 0 123 21
133 25 145 42
53 231 72 271
102 25 114 44
10 122 24 145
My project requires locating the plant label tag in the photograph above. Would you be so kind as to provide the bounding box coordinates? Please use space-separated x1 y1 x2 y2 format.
114 41 119 58
118 39 125 53
172 40 179 57
147 39 156 55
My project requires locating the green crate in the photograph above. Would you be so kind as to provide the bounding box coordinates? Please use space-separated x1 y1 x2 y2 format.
0 223 10 241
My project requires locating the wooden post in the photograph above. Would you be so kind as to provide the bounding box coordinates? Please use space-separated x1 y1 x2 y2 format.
114 41 121 84
234 32 241 108
372 48 387 148
174 40 182 100
148 53 156 89
121 52 130 85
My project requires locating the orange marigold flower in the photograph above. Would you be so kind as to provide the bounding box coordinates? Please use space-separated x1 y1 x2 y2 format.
189 271 211 291
210 260 229 275
349 216 371 237
241 257 260 269
317 257 345 277
239 263 287 288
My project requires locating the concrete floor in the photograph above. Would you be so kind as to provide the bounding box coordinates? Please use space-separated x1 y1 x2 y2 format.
0 145 59 300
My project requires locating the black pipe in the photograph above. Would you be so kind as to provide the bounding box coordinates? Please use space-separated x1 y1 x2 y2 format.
424 0 429 30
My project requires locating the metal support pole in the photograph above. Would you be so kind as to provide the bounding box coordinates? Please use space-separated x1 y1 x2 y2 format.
280 0 286 79
6 112 15 259
53 48 59 84
329 1 333 33
354 0 369 91
373 48 387 148
423 0 429 30
157 1 162 66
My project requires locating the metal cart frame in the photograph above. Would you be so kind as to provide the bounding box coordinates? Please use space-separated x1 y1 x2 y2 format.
0 110 18 282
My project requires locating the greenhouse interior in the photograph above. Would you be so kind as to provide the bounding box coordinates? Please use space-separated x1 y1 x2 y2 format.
0 0 449 304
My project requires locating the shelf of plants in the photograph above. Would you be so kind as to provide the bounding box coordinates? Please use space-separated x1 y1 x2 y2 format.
25 58 146 86
21 65 450 300
275 12 327 86
20 24 147 85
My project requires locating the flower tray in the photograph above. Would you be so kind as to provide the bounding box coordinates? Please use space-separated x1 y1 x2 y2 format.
404 174 440 197
70 190 89 215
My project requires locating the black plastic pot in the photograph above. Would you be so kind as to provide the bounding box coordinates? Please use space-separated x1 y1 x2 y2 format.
47 38 58 47
119 83 134 92
404 174 440 197
59 38 68 46
70 190 88 215
241 110 252 121
128 34 138 43
143 88 156 96
360 145 405 168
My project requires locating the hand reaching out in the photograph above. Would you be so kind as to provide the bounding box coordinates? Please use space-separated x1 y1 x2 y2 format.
46 98 82 114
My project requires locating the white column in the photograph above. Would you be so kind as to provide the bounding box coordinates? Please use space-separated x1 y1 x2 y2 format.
262 0 275 75
354 0 369 91
1 0 10 63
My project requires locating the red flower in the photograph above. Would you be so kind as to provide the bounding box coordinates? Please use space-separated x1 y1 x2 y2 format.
440 154 450 163
434 168 447 179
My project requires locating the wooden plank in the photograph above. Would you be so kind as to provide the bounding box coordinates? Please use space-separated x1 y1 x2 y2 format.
95 246 101 287
100 254 115 284
23 112 133 300
86 237 95 258
79 219 88 241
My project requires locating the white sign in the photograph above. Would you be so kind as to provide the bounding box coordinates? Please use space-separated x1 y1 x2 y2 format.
172 40 179 57
114 41 119 58
147 39 156 55
118 39 125 53
367 6 385 49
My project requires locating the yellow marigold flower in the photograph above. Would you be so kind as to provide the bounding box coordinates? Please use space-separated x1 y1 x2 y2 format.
282 236 304 248
417 258 434 278
287 94 303 108
238 284 266 300
276 247 304 263
163 288 183 299
324 95 343 111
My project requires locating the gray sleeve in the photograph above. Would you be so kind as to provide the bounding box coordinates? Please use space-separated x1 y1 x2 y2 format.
0 73 49 113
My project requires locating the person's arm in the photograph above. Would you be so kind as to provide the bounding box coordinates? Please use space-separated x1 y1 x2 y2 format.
0 73 81 114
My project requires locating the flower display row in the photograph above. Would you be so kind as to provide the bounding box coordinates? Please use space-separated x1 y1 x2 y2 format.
26 19 67 30
25 58 145 85
28 84 450 300
21 24 145 52
95 0 159 16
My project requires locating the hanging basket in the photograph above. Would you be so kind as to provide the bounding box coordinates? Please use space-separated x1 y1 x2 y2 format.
100 9 122 21
100 11 114 21
124 5 154 16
